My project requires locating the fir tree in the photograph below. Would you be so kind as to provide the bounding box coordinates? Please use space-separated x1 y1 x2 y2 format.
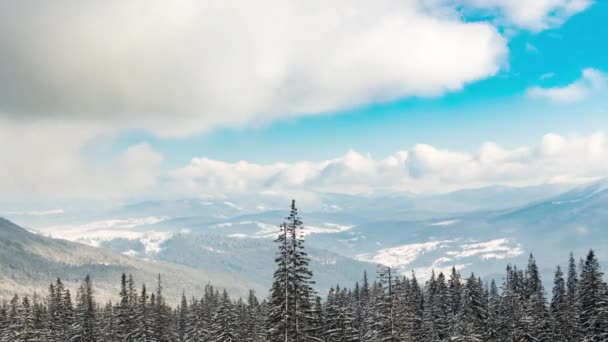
267 200 317 342
71 275 97 342
565 252 581 341
551 265 569 341
578 250 608 342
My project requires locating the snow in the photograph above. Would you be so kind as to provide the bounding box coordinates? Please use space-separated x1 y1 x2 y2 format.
228 233 249 238
37 216 173 255
6 208 65 216
223 221 354 238
357 240 453 268
430 219 459 226
223 201 243 210
41 216 169 232
446 238 524 260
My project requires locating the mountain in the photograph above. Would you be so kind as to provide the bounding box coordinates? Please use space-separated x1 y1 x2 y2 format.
0 217 376 302
6 181 606 297
99 233 375 296
0 218 258 303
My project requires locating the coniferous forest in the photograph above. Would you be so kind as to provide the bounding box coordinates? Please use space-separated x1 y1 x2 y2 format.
1 201 608 342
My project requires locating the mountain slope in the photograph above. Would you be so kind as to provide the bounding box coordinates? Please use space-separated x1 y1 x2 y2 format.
0 218 258 303
100 233 376 295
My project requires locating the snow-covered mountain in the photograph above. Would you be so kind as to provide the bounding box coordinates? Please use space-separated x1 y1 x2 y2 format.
3 180 607 296
0 217 259 303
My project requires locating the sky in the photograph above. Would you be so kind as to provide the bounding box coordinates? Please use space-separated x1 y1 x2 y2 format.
1 0 607 203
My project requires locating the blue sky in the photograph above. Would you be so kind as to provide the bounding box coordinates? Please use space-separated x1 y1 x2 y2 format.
1 0 607 201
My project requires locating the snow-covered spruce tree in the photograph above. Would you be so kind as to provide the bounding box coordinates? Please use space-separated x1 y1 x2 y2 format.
447 266 463 337
355 271 373 342
70 275 97 342
17 296 37 342
324 286 359 342
486 279 501 342
47 278 72 341
498 265 526 342
374 266 398 342
452 273 488 342
0 300 7 341
406 272 424 341
422 271 439 342
430 272 450 341
267 200 318 342
116 273 135 341
99 301 119 342
578 250 608 342
209 290 238 342
565 252 581 341
422 271 451 342
243 290 266 342
133 284 154 341
551 265 569 341
522 254 553 341
152 275 174 342
177 293 188 342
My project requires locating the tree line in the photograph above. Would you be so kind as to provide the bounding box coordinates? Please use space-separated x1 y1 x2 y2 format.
1 200 608 341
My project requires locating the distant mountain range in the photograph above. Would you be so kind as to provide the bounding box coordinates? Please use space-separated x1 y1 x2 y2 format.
2 179 608 300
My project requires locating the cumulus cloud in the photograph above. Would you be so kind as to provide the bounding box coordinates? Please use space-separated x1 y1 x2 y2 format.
527 68 607 103
4 130 608 200
458 0 593 31
0 0 509 136
169 132 608 196
0 119 163 200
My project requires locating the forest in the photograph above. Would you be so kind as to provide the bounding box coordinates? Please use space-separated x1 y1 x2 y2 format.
1 201 607 342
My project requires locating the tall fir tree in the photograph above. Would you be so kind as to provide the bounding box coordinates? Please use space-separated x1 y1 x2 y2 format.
565 252 581 341
551 265 569 341
578 250 608 342
267 200 317 342
71 275 97 342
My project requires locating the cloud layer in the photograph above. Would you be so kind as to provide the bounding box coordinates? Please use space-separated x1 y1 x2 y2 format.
169 132 608 196
2 130 608 200
2 0 507 136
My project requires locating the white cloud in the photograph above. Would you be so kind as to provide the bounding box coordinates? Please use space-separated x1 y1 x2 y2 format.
4 129 608 200
169 131 608 196
0 119 163 200
0 0 508 137
527 68 607 103
459 0 593 31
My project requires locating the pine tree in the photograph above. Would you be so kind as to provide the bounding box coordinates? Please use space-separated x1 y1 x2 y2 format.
209 290 237 342
71 275 97 342
133 285 154 341
267 200 317 342
374 266 398 342
565 252 581 341
522 254 553 341
152 275 173 342
116 273 135 341
551 265 569 341
578 250 608 342
447 266 463 337
177 293 188 342
453 273 488 342
487 279 501 342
